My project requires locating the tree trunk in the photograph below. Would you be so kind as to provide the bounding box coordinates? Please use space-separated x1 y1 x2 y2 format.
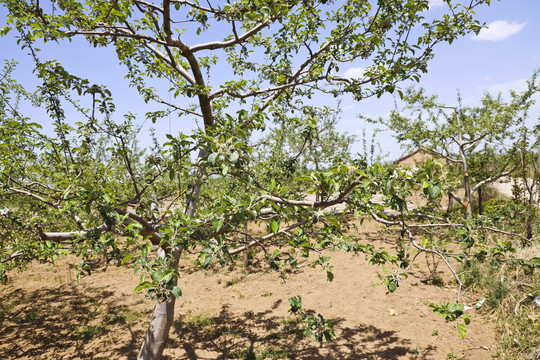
446 193 454 214
526 196 535 240
478 186 483 215
138 247 182 360
463 172 473 218
138 150 206 359
137 290 177 359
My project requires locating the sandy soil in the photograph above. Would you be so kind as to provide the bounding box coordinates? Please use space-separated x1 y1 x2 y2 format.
0 218 499 359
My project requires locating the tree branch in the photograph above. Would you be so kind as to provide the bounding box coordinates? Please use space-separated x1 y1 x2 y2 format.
402 224 463 303
229 218 310 255
254 175 363 209
189 17 275 53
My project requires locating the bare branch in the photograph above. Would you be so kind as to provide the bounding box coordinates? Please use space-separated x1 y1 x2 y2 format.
254 175 363 209
189 17 275 52
8 187 85 228
132 34 196 85
155 98 202 117
171 0 225 15
402 224 463 303
64 29 168 46
133 0 164 13
419 146 460 163
229 219 310 255
8 187 56 208
471 166 517 193
210 79 315 100
39 224 111 241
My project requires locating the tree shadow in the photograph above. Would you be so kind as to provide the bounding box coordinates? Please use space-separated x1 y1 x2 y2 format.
1 282 440 360
165 303 438 359
0 284 146 359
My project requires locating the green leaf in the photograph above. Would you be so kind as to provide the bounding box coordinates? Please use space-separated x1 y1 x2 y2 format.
121 254 134 264
271 220 279 234
323 329 336 342
214 218 224 232
387 282 397 293
170 286 183 299
201 253 213 268
457 323 466 339
208 152 218 164
1 26 11 36
427 183 441 200
326 271 334 282
288 296 302 313
134 281 154 293
228 151 239 163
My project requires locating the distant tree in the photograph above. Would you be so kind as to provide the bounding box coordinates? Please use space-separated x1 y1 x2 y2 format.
0 1 494 358
374 84 538 218
256 104 356 201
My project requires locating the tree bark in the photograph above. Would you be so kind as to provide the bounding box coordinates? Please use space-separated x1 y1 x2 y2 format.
137 150 206 359
478 186 483 215
138 247 182 360
462 170 473 219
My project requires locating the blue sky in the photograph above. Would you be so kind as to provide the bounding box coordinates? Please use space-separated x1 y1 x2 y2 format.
1 0 539 160
337 0 540 158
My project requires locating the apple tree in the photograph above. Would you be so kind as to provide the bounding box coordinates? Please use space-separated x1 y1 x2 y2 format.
0 0 494 358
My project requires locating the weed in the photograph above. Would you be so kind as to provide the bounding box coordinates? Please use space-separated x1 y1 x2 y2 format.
226 275 245 287
175 313 216 331
228 346 296 360
77 325 107 342
459 255 540 359
122 308 145 324
244 310 256 320
106 311 125 325
0 300 14 315
15 310 42 325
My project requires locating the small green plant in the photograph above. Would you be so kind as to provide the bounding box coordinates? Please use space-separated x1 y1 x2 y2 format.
288 296 336 343
228 346 295 360
427 302 470 339
458 256 540 358
77 325 107 342
226 275 245 287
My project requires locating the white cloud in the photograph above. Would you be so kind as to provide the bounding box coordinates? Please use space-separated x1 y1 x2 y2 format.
428 0 445 8
483 79 528 95
472 20 528 41
343 67 365 79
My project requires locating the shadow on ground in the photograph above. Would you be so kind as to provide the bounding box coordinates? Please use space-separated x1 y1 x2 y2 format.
165 303 437 360
0 284 145 359
1 282 438 359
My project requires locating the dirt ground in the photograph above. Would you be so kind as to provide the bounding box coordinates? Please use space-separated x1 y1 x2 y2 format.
0 218 500 359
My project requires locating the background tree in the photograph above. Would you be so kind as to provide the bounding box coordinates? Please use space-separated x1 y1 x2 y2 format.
0 1 494 358
256 104 356 200
374 85 538 218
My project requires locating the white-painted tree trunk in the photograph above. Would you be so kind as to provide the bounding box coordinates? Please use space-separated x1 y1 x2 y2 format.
138 246 182 360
